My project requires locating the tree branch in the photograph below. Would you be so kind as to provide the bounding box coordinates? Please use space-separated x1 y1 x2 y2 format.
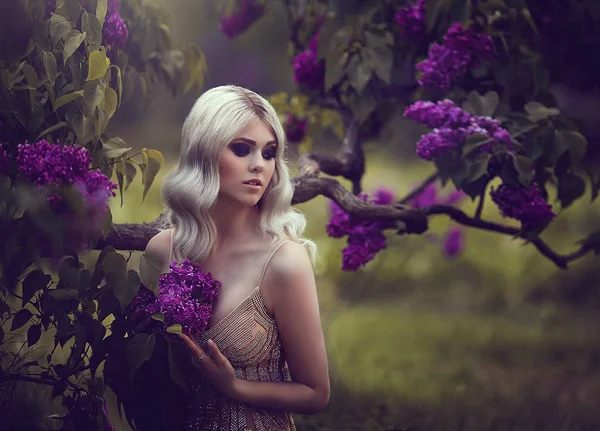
424 204 593 269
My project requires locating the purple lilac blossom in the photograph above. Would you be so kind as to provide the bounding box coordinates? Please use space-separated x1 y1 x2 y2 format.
16 140 90 186
102 0 128 51
395 0 426 41
284 114 308 143
442 226 464 258
219 0 265 40
326 188 396 271
409 182 466 208
416 23 494 90
403 99 511 160
490 183 555 230
13 140 117 253
293 33 325 91
130 260 221 337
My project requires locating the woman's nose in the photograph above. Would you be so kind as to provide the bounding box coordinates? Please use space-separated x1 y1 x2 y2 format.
249 154 264 173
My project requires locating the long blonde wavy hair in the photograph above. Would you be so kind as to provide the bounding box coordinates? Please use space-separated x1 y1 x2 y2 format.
161 85 317 264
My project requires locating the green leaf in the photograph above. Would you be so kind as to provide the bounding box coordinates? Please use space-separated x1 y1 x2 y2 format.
58 0 81 22
103 251 127 299
325 47 348 91
347 89 377 123
123 160 137 190
42 51 58 87
168 341 189 390
362 45 393 85
96 0 108 28
22 64 38 89
166 324 182 334
27 324 42 347
585 163 600 202
100 86 118 120
462 91 499 117
87 50 110 81
63 30 86 65
53 90 83 112
347 56 372 93
110 65 123 108
11 309 32 331
141 149 164 201
435 149 461 185
139 252 162 297
425 0 450 33
151 312 165 322
49 288 79 301
450 0 472 23
83 81 106 116
81 10 102 46
126 333 156 380
22 270 52 307
555 130 587 169
36 122 68 140
49 14 73 46
557 172 586 209
466 152 491 184
115 269 141 312
524 101 560 122
513 154 533 187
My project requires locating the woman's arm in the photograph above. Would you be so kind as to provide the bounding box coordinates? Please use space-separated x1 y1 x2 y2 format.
230 241 330 415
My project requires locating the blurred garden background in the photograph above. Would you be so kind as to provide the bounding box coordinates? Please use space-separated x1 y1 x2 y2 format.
3 0 600 430
108 1 600 429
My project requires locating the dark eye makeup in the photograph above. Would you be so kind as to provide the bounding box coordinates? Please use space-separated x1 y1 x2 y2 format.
229 142 277 160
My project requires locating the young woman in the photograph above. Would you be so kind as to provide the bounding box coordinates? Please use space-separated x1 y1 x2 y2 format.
145 85 330 430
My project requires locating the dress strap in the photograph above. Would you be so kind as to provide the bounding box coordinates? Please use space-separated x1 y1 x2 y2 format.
257 240 289 286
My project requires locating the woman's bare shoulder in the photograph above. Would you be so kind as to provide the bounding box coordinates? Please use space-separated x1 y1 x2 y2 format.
145 228 173 269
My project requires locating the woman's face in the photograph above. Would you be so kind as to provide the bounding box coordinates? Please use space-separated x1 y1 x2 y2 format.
218 118 277 208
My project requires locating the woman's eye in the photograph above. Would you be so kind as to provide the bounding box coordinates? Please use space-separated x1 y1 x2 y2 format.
263 149 277 160
230 143 250 157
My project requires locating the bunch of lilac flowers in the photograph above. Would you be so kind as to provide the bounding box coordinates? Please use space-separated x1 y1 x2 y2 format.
395 0 426 41
102 0 129 52
4 140 117 253
326 188 396 271
416 23 494 90
293 33 325 91
284 114 308 144
403 99 511 160
490 183 555 231
129 260 221 337
218 0 265 40
409 182 467 259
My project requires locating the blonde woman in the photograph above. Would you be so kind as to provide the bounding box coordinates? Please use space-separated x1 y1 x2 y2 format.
145 85 330 430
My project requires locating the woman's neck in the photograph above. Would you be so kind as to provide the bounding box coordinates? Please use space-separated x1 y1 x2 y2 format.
210 198 262 250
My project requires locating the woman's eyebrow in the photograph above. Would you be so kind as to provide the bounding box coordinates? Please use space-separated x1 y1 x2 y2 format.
231 137 277 146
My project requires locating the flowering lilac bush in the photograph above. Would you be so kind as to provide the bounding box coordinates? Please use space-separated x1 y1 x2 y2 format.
284 114 308 143
326 189 396 271
416 23 494 90
395 0 426 41
129 260 221 337
293 33 325 91
218 0 265 40
4 140 117 254
404 99 511 160
490 183 556 231
103 0 129 51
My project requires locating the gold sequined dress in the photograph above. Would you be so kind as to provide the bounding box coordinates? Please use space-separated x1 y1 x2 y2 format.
179 238 296 431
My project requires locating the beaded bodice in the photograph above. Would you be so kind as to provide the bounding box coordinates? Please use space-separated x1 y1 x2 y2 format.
179 237 296 431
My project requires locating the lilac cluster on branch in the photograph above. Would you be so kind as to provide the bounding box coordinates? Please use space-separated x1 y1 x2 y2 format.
326 189 396 271
395 0 426 41
293 33 325 91
102 0 129 52
490 183 556 231
218 0 265 40
404 99 510 160
128 260 221 336
417 23 494 90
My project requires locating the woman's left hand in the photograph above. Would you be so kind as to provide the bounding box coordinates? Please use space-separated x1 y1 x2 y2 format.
179 334 238 398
